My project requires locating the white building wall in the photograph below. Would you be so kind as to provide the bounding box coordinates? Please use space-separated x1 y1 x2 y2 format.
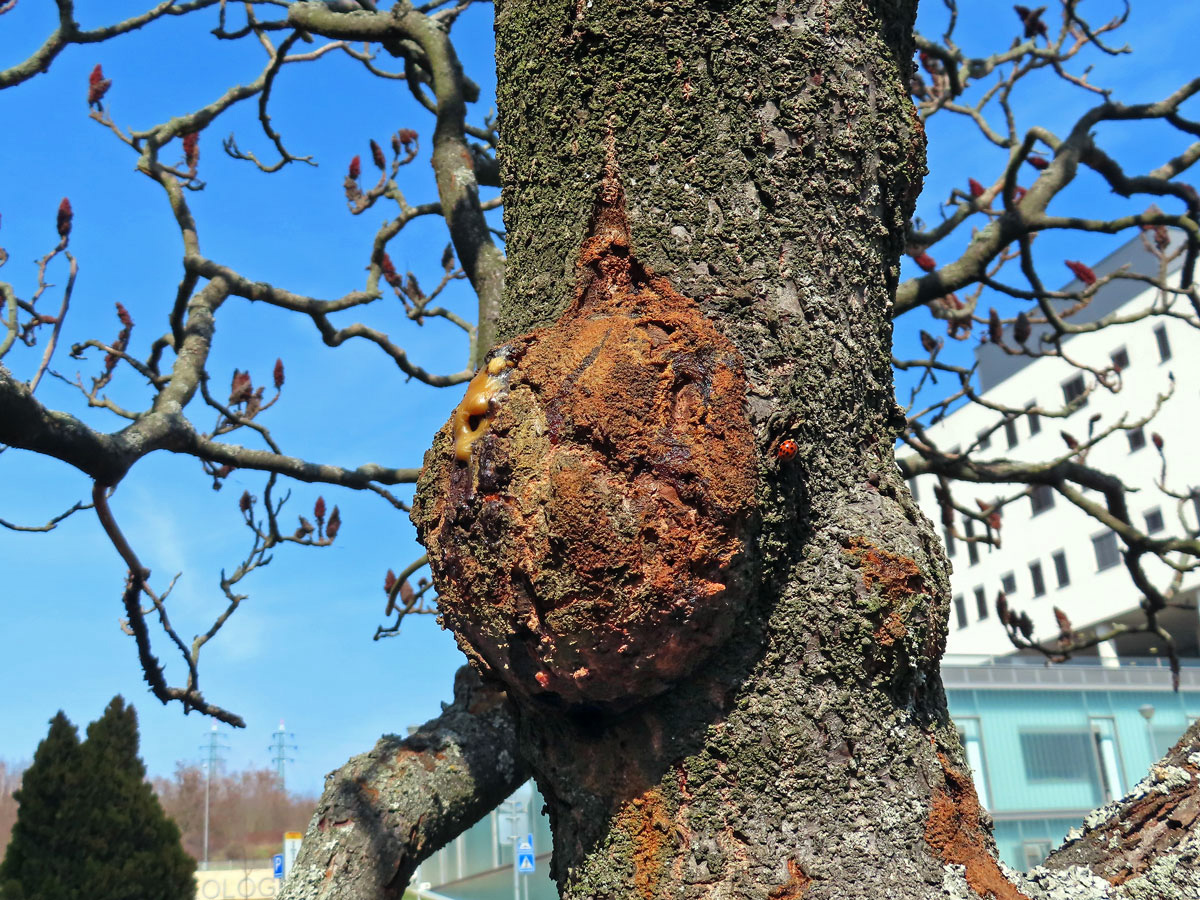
905 274 1200 658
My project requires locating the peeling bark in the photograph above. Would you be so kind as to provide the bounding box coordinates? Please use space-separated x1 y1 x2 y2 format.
1042 718 1200 895
277 667 526 900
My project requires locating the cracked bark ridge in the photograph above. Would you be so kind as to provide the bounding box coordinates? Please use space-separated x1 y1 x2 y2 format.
1041 717 1200 893
413 178 758 710
277 666 526 900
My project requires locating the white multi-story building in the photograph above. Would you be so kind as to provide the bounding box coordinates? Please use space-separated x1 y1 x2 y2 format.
905 232 1198 661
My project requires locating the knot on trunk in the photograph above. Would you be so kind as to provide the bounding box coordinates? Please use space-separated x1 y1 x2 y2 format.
413 176 757 709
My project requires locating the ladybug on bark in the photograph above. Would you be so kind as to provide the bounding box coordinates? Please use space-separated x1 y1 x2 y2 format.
776 439 798 462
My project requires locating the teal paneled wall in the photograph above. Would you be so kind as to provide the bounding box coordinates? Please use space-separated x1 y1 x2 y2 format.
947 683 1200 870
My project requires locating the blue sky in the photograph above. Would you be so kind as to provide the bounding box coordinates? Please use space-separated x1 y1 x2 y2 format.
1 1 1196 798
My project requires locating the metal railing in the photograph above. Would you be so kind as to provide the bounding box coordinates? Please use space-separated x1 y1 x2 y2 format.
941 655 1200 690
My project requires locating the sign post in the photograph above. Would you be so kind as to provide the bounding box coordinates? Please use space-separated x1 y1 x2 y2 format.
283 831 303 879
516 833 535 875
273 854 285 879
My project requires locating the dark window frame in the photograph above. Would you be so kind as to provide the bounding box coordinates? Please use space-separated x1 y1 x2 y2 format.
1030 484 1055 516
1144 507 1165 535
1062 373 1088 408
964 517 980 565
1052 550 1070 588
954 595 968 630
1092 531 1121 571
1004 419 1019 449
1155 324 1172 362
1029 561 1046 597
1128 427 1146 453
1027 402 1041 436
975 586 988 620
1111 346 1130 371
1001 572 1017 595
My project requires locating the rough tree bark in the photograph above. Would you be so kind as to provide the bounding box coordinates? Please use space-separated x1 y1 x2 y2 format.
281 2 1200 898
413 0 982 896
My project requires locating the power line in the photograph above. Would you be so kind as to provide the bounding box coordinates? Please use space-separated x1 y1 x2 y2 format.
269 720 297 789
199 724 229 870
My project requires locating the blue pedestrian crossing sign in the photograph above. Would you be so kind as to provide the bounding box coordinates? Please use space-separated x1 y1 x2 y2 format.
516 833 535 873
272 854 285 879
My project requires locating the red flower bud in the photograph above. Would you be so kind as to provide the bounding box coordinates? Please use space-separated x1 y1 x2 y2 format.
384 569 397 594
182 132 199 169
314 496 326 524
326 506 341 541
913 251 936 272
380 253 402 288
273 358 285 390
370 139 386 170
229 369 253 405
1152 432 1164 451
988 308 1002 345
1065 260 1096 286
1014 311 1031 344
56 198 73 238
348 155 361 180
239 490 253 514
396 129 418 147
968 178 986 198
115 302 133 328
1026 155 1049 171
87 64 112 108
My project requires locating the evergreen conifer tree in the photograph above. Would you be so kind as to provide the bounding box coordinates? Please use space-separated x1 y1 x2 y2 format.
0 699 194 900
0 712 84 900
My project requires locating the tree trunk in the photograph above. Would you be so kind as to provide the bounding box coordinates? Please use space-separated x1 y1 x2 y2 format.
412 0 1019 897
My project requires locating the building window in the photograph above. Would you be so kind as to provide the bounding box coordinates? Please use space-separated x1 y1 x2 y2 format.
1001 572 1017 595
955 718 991 809
976 430 992 451
1144 507 1165 534
1111 347 1130 371
1062 373 1087 407
1023 841 1054 871
975 586 988 620
1093 531 1121 571
954 595 968 630
1090 718 1125 803
944 527 956 557
1027 402 1041 436
964 518 979 565
1020 731 1099 781
1030 484 1055 515
1127 427 1146 453
1052 550 1070 587
1004 419 1019 449
1029 561 1046 597
1154 323 1172 362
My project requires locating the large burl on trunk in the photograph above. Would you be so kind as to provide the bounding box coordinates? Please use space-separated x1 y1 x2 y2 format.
413 179 758 709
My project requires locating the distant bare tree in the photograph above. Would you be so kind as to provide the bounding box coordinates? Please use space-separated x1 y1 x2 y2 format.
0 761 26 861
153 764 315 862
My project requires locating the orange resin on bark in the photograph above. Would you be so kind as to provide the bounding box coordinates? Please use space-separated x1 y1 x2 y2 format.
452 357 509 462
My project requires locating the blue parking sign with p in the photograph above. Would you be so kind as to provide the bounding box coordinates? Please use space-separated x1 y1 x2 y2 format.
273 854 285 878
